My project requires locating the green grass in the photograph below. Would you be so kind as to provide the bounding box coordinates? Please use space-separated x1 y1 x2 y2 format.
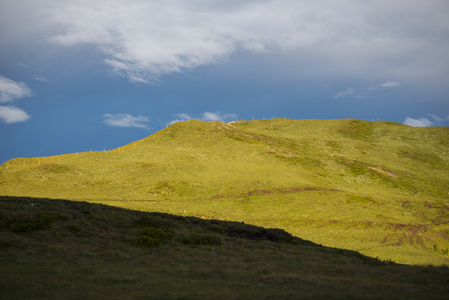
1 118 449 266
1 196 449 299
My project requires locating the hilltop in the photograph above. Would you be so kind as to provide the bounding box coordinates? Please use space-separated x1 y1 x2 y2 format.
1 118 449 265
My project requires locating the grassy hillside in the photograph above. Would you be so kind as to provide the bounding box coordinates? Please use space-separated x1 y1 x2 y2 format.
1 196 449 299
1 118 449 265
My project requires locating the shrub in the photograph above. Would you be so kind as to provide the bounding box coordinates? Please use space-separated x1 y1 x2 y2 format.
135 227 169 247
134 215 169 229
206 224 224 234
9 214 56 233
179 232 222 246
136 235 163 247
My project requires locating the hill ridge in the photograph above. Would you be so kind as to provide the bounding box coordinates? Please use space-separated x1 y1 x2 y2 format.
1 118 448 265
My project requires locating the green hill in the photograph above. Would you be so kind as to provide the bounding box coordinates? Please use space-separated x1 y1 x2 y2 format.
1 118 449 265
1 196 449 299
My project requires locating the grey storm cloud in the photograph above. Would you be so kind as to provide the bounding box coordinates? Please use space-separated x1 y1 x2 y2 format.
1 0 448 85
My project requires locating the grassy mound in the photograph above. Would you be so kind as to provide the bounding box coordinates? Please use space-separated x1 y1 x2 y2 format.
1 118 448 265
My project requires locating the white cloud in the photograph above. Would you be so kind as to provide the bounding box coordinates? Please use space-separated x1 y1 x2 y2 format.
403 117 434 127
202 112 222 122
380 81 399 88
0 105 30 124
334 80 401 99
428 114 444 123
403 114 449 127
166 113 193 126
167 112 237 126
427 114 449 126
202 112 237 122
334 88 354 99
0 76 32 103
176 113 192 120
103 113 149 129
0 76 33 124
32 75 48 82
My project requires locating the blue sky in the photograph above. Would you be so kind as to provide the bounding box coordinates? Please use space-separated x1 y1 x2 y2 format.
1 0 449 164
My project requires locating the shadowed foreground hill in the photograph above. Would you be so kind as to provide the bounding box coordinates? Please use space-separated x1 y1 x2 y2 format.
1 196 449 299
1 118 449 265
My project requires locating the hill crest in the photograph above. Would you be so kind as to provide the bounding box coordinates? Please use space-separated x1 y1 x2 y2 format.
1 118 448 265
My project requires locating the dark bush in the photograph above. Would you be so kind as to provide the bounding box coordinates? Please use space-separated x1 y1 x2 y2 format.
136 235 163 247
135 227 172 247
9 214 56 233
134 215 170 228
179 232 222 246
206 224 224 234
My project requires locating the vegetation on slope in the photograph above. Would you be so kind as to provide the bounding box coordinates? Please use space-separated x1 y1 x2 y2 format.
1 196 449 299
1 118 448 265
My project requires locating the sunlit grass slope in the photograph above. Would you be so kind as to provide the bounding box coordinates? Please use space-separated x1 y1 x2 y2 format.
1 118 449 265
1 196 449 299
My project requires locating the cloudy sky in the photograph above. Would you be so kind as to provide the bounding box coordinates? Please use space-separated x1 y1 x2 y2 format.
1 0 448 163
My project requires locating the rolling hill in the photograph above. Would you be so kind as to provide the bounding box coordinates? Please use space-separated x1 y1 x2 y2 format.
1 118 449 265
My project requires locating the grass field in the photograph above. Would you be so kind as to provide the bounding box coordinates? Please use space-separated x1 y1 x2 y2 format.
1 196 449 299
1 118 449 266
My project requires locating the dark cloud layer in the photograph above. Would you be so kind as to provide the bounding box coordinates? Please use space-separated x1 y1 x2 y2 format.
2 0 448 85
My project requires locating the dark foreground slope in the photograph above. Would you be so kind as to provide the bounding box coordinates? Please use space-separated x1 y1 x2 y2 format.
1 196 448 300
1 118 449 265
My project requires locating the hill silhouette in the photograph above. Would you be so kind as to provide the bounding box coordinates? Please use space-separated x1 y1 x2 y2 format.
1 196 448 299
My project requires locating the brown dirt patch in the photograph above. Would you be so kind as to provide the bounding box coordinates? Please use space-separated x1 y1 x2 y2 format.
211 187 339 199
